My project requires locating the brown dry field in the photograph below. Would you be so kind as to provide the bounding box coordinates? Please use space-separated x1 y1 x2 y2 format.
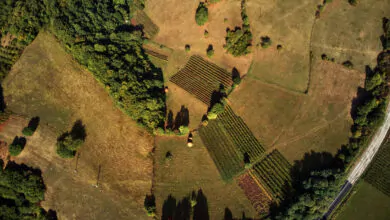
1 31 154 219
230 59 364 162
311 0 390 72
246 0 318 92
145 0 252 75
153 135 257 219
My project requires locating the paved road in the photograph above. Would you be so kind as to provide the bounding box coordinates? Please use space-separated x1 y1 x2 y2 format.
323 104 390 219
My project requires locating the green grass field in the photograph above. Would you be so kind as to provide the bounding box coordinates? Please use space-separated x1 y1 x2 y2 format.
335 181 390 220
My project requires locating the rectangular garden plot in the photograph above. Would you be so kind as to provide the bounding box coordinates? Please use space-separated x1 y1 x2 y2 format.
199 119 244 181
250 150 292 202
170 55 233 105
199 105 265 181
238 172 272 215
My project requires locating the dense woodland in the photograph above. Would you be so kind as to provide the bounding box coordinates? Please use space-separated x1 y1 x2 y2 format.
0 160 55 219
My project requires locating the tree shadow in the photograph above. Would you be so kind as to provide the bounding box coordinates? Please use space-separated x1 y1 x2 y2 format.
167 110 174 130
5 160 42 177
162 194 191 220
0 84 6 112
12 136 27 148
45 209 58 220
193 189 209 220
209 84 226 110
232 67 241 85
350 87 371 120
70 120 86 141
173 106 189 129
224 208 233 220
380 17 389 50
27 116 40 131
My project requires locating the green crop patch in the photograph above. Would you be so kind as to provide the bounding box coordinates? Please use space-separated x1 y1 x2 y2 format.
199 105 265 181
170 55 233 105
251 150 292 202
364 141 390 196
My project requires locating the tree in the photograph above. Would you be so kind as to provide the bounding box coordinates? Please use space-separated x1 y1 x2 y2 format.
207 102 225 119
348 0 358 6
195 3 208 26
179 126 189 135
8 144 23 156
206 45 214 58
260 36 272 48
22 127 34 136
56 134 84 158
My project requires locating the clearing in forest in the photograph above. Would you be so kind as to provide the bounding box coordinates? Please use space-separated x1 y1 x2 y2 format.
170 55 232 105
1 31 154 219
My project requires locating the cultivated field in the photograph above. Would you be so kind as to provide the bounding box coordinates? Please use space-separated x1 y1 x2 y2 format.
250 150 291 202
199 104 265 180
145 0 252 74
170 55 233 105
1 32 154 219
153 135 257 219
335 181 390 220
237 172 271 215
0 41 20 79
364 141 390 197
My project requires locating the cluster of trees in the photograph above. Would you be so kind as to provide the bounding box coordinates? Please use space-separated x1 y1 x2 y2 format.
0 160 56 219
8 136 26 157
46 0 166 130
275 169 343 219
195 2 208 26
273 18 390 219
224 0 252 56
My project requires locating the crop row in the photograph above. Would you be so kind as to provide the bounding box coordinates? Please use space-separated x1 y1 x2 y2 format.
170 56 232 104
219 105 265 162
199 119 244 181
364 142 390 196
251 150 292 201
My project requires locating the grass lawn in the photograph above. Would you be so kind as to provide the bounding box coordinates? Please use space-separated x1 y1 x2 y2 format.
1 31 154 219
335 181 390 220
153 135 257 219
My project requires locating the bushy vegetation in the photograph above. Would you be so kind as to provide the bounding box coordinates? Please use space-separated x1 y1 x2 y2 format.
260 36 272 49
348 0 358 6
224 0 252 56
185 44 191 52
56 121 86 158
8 136 26 157
195 3 208 26
144 194 156 217
206 45 214 58
207 102 225 119
0 160 56 219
